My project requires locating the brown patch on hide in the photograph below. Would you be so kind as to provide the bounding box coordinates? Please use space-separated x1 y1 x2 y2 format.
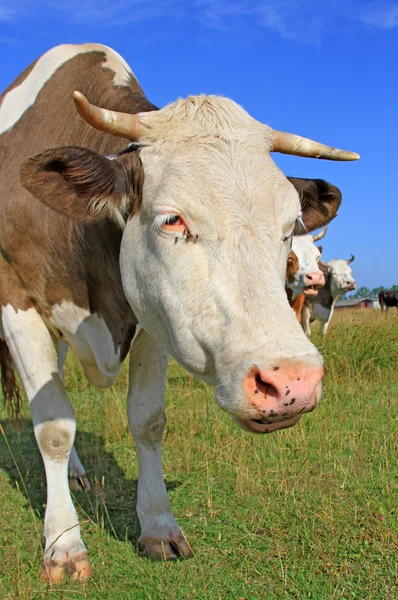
291 294 305 323
39 421 73 459
0 253 35 422
0 340 22 423
286 251 299 283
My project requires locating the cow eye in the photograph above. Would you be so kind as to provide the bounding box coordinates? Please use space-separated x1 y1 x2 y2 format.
156 212 193 239
164 214 183 226
283 233 293 249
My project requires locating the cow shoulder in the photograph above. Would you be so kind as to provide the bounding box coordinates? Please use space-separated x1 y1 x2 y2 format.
288 178 342 233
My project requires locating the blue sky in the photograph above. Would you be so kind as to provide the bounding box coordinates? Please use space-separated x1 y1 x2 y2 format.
1 0 397 289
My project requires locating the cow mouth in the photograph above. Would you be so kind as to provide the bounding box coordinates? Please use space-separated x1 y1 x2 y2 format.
303 285 319 296
235 415 302 434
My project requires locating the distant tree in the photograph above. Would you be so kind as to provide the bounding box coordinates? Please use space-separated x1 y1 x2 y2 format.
347 285 398 299
354 286 371 298
371 286 385 298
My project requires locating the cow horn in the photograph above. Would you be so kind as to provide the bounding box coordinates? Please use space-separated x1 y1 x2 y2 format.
312 226 328 242
271 130 360 161
346 254 355 264
73 91 148 139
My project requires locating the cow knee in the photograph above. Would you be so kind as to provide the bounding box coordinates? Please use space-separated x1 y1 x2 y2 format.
130 409 166 446
37 419 75 460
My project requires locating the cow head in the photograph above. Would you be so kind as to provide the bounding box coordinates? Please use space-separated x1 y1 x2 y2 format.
325 256 356 296
20 92 359 434
285 226 327 300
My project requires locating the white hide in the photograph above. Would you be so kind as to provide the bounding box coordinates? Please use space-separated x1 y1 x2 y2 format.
127 328 184 543
50 301 121 387
1 305 86 561
286 235 323 300
0 43 134 134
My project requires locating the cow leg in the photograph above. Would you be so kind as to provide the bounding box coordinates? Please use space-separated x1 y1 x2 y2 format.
68 445 91 492
322 306 334 336
302 304 312 337
2 306 92 582
57 339 91 492
127 328 193 561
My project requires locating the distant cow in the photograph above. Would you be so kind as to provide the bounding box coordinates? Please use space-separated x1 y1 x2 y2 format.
286 226 327 322
379 290 398 313
302 255 356 336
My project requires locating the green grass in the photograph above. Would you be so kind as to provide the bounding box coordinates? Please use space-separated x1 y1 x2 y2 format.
1 310 397 599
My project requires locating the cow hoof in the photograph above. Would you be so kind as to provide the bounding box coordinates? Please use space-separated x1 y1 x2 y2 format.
43 552 93 583
69 474 91 492
139 534 193 561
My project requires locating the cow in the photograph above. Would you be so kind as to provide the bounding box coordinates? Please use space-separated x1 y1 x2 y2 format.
302 256 356 336
286 226 327 321
0 43 359 582
379 290 398 313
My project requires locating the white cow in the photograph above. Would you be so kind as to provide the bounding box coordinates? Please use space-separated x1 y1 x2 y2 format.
286 226 328 300
302 256 356 336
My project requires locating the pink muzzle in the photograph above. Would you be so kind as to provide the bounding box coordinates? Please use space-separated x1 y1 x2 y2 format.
237 362 323 434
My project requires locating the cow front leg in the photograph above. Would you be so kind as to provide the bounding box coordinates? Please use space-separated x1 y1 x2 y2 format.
57 340 90 492
302 304 312 337
128 329 193 561
2 306 92 582
322 306 334 336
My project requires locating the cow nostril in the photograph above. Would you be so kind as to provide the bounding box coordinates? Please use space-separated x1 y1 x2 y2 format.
255 374 278 398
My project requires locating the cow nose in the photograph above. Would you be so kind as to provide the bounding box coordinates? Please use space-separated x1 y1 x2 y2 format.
305 272 325 287
244 363 323 419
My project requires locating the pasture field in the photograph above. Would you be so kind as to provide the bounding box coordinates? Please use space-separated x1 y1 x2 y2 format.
0 310 397 599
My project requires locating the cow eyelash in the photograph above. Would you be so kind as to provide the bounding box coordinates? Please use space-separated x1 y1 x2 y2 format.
164 214 182 226
282 230 294 243
154 212 198 243
154 212 184 230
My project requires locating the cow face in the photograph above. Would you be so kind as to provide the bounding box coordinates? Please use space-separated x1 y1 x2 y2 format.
327 259 356 295
21 95 350 434
286 236 324 300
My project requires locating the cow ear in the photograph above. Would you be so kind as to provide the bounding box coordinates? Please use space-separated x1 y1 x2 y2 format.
288 178 342 234
20 146 141 223
317 246 323 254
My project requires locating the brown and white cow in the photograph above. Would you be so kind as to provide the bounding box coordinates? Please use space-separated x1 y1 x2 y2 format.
302 256 356 336
0 43 359 581
286 225 328 321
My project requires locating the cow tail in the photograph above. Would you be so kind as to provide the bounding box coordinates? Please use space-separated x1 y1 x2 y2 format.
0 338 22 423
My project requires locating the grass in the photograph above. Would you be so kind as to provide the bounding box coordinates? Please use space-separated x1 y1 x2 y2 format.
0 310 397 599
